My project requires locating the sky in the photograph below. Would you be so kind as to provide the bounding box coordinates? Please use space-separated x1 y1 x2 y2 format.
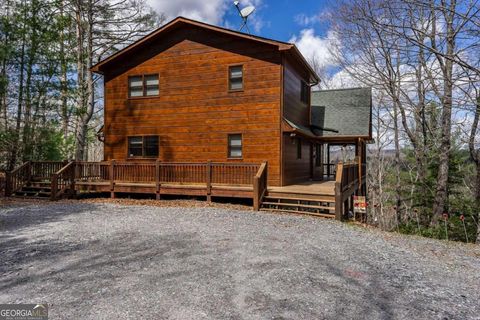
146 0 339 75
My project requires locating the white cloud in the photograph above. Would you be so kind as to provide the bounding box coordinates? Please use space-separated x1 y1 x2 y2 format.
147 0 264 32
294 13 322 26
147 0 228 24
289 28 338 70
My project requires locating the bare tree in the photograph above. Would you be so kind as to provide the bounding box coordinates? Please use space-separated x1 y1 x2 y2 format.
70 0 163 160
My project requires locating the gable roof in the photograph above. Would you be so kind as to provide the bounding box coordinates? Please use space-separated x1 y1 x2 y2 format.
310 87 372 138
91 16 319 82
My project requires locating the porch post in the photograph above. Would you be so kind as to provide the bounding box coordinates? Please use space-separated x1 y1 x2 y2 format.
110 160 115 199
155 160 160 200
206 160 212 202
327 144 331 178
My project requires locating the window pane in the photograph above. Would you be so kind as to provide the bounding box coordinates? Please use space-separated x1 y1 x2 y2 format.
128 137 143 157
229 148 242 158
145 75 159 86
229 78 243 90
129 87 143 97
146 85 159 96
230 67 243 78
129 76 143 88
144 136 159 157
229 136 242 146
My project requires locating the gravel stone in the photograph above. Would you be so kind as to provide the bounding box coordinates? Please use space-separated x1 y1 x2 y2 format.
0 200 479 319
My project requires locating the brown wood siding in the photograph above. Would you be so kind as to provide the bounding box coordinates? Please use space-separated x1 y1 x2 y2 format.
103 25 282 186
282 59 310 127
282 134 312 185
281 57 312 185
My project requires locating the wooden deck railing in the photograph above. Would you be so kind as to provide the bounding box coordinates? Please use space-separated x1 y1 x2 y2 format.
51 162 75 200
334 158 367 220
73 161 261 185
211 162 259 185
5 161 31 196
158 162 207 184
253 162 268 210
6 160 266 202
31 161 65 180
75 161 110 181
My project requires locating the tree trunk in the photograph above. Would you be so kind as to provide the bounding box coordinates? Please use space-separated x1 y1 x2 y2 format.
431 0 455 222
75 0 95 161
469 96 480 243
476 163 480 244
59 0 69 140
8 0 27 170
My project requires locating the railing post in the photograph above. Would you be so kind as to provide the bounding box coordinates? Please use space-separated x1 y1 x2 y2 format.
26 161 32 185
51 173 58 201
334 162 344 220
110 159 115 199
155 160 161 200
70 162 76 197
206 160 212 202
253 176 259 211
335 182 343 220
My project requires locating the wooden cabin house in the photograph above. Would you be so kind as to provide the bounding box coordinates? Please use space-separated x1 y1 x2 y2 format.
5 17 372 220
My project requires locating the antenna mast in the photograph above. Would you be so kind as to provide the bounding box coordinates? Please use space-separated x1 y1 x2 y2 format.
233 1 255 34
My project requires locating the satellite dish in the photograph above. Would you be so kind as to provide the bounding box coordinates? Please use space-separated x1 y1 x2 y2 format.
233 2 256 34
240 6 255 18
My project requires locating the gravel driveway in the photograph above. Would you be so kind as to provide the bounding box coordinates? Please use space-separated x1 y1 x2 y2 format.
1 200 479 319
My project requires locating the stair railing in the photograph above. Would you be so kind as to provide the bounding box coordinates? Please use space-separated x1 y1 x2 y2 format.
51 161 76 201
5 161 31 196
253 161 268 210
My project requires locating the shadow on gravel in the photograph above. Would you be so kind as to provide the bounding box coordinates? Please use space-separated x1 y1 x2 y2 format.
0 229 211 299
0 202 100 233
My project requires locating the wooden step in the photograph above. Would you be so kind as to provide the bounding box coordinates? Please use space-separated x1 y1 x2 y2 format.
261 208 335 219
12 195 49 200
263 195 335 203
266 191 335 201
261 201 334 211
15 188 51 197
23 186 52 191
30 181 52 186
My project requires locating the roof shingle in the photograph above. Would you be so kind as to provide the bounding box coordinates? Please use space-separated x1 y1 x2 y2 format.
310 87 372 137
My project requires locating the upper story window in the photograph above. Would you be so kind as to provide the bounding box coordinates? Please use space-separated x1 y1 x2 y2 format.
128 74 159 98
228 134 242 158
228 65 243 91
300 80 309 104
128 136 159 158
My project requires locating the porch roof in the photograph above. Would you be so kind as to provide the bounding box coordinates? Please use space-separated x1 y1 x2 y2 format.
311 87 372 138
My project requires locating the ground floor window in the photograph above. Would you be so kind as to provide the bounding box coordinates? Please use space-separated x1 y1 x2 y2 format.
128 136 159 158
228 134 242 158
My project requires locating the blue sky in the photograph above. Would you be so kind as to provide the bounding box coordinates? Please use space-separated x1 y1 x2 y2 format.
146 0 339 74
222 0 332 41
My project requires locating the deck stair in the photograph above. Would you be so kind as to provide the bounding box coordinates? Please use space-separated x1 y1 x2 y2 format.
260 191 336 218
14 180 52 199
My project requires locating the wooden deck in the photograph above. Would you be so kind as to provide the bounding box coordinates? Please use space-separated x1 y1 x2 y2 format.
5 160 365 221
268 180 335 196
